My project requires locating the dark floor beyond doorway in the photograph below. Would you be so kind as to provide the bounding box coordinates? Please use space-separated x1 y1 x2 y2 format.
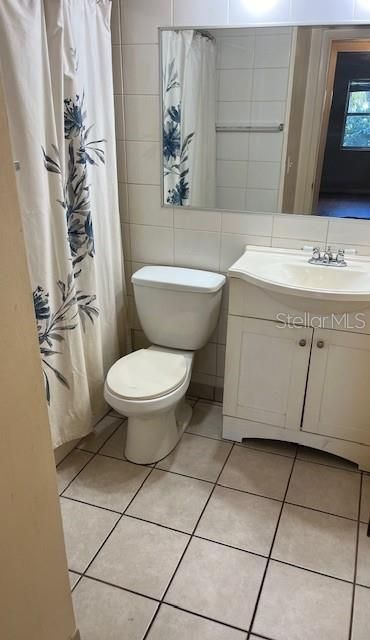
316 194 370 219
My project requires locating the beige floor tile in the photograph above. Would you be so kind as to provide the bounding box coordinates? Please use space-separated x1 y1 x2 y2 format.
272 504 357 581
157 433 232 482
241 439 297 458
77 415 122 453
218 446 293 501
186 401 223 440
297 446 359 472
352 586 370 640
87 516 189 599
99 423 127 460
196 485 281 556
73 577 157 640
57 450 93 494
126 469 213 533
165 537 266 630
253 561 352 640
357 523 370 588
68 571 81 590
147 604 246 640
63 455 150 512
286 461 361 520
360 474 370 523
60 497 119 573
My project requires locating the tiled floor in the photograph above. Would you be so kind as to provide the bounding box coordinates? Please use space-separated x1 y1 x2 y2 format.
57 399 370 640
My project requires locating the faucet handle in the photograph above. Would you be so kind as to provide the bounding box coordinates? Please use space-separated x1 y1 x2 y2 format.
312 246 321 260
336 248 346 265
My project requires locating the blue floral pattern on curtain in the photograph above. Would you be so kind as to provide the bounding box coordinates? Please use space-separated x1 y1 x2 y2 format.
36 94 104 402
163 59 194 206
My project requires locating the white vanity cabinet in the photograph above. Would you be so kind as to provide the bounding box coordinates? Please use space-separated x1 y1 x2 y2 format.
223 277 370 471
224 317 313 430
302 329 370 447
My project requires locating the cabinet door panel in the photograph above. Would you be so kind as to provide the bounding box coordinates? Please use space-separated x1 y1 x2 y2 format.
303 329 370 445
224 317 313 430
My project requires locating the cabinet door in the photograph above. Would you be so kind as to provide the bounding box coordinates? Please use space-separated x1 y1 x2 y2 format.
303 329 370 445
223 317 313 430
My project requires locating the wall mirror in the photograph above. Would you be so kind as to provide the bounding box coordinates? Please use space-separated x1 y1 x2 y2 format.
160 25 370 219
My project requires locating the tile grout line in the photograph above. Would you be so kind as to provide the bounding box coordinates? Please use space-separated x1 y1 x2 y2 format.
347 471 364 640
74 465 157 587
247 446 299 639
67 500 356 589
56 409 117 468
59 419 126 496
61 494 122 516
68 407 202 589
62 402 366 631
141 442 236 640
65 406 367 634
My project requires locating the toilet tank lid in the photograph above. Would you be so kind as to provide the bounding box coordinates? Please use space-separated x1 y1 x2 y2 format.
131 266 226 293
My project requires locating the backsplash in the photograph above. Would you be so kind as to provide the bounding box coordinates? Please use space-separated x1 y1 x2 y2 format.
112 0 370 400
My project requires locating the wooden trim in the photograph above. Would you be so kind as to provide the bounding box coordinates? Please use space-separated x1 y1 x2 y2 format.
312 39 370 210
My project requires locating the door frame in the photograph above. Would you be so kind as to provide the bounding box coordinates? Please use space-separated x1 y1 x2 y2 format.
0 76 77 640
294 27 370 214
312 39 370 213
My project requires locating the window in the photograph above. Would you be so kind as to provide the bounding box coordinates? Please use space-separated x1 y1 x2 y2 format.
342 80 370 149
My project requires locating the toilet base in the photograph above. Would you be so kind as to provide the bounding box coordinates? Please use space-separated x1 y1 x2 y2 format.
124 398 193 465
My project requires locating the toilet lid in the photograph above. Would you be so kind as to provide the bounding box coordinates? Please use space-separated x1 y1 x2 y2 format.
106 349 188 400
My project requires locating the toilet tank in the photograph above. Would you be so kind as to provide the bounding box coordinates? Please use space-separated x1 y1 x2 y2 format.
132 266 226 351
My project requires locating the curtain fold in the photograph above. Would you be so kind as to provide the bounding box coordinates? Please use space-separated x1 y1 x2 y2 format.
162 30 217 209
0 0 126 447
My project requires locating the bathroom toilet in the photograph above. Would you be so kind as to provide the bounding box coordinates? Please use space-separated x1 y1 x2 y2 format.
104 266 225 464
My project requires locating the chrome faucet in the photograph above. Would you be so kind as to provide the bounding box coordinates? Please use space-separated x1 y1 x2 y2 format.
322 247 333 264
308 246 347 267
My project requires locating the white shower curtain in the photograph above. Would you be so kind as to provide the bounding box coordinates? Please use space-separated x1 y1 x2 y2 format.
162 30 217 209
0 0 126 447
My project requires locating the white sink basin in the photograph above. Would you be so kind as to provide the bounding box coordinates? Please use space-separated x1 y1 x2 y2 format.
229 246 370 312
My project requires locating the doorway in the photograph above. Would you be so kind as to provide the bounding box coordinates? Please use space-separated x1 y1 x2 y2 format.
314 41 370 219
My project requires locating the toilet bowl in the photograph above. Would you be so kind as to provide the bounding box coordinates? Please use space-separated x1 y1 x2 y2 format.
104 346 194 464
104 266 225 464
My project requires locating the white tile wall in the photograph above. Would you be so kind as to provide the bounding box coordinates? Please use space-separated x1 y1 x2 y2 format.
213 28 292 212
273 215 328 242
124 95 160 141
355 0 370 19
174 209 222 232
113 0 370 400
122 45 159 94
247 161 280 190
254 34 292 68
217 187 246 211
216 132 250 161
218 69 254 101
217 37 255 69
174 229 221 270
217 160 248 189
125 141 160 184
128 184 173 226
229 0 292 25
121 0 171 44
252 68 290 101
290 0 355 23
173 0 228 26
130 224 174 263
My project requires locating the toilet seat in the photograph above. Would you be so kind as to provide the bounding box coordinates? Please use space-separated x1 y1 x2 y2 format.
105 348 188 401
